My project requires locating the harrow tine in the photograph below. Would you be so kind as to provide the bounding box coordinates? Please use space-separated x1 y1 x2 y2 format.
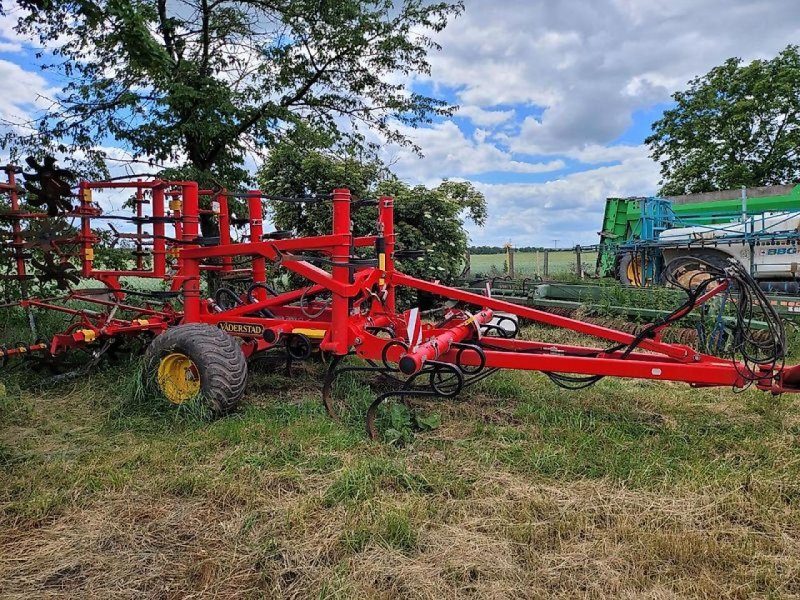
21 156 75 216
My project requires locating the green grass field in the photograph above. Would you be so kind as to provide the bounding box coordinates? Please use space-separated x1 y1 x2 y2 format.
2 323 800 598
470 250 598 277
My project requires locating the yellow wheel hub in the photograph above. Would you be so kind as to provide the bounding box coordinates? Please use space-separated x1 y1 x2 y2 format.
626 255 645 287
157 352 200 404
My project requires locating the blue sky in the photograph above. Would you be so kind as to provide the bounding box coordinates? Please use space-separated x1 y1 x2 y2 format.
1 0 799 246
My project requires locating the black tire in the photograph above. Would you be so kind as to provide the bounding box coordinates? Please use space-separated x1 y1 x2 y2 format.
617 252 643 287
143 323 248 415
661 249 731 287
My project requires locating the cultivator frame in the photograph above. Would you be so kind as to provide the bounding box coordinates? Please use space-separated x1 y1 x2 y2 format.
2 159 800 437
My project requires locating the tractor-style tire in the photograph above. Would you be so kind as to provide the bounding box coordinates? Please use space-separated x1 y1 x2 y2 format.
661 249 731 288
617 252 644 287
143 323 247 415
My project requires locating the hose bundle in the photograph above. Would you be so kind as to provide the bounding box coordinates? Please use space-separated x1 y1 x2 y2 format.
619 257 785 386
544 257 785 390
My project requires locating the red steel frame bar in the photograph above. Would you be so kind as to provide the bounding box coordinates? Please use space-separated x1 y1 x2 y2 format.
169 190 184 275
248 190 267 300
183 182 199 241
180 182 202 323
328 188 353 354
216 190 233 273
461 349 749 387
398 309 493 374
152 184 167 276
387 271 709 361
378 195 396 313
135 182 145 271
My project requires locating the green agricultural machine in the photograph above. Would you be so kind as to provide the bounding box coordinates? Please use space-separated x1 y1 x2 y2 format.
597 184 800 292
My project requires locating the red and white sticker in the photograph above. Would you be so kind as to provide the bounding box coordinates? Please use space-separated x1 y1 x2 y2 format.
404 307 423 349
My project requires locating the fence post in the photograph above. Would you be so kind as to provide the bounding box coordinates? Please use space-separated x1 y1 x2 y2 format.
575 244 583 279
543 249 549 278
504 243 515 278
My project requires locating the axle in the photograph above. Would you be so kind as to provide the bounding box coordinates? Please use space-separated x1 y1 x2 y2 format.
398 310 493 374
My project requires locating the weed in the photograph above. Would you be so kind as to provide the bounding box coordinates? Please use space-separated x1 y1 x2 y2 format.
341 504 418 554
323 457 430 506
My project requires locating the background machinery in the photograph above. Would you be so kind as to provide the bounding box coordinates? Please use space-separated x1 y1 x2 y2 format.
599 184 800 290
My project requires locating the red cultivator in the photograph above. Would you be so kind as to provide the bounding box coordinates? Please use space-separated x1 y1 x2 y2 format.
2 158 800 437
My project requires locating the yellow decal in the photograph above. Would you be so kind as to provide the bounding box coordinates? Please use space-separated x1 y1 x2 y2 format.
292 328 326 339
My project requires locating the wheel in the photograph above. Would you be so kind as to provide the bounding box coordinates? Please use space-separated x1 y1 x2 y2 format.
617 252 645 287
143 323 248 415
661 250 731 289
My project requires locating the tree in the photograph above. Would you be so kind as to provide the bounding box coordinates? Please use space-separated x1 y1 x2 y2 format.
258 129 486 286
646 45 800 196
4 0 462 186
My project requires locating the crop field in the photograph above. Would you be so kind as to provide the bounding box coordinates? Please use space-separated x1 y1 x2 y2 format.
469 251 599 277
2 323 800 598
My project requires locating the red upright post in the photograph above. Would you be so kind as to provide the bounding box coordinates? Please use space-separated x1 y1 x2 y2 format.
135 181 144 271
182 255 201 322
378 195 396 313
321 188 352 355
248 190 267 300
181 182 201 321
170 191 184 274
152 185 167 277
182 182 199 241
79 181 93 277
217 190 233 273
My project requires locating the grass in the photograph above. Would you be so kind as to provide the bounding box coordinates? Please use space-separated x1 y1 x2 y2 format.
2 324 800 598
470 250 599 277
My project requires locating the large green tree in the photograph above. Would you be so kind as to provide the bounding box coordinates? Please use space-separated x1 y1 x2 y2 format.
4 0 462 186
258 128 486 285
647 45 800 196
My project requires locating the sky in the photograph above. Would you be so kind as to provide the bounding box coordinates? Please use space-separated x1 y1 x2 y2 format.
0 0 799 247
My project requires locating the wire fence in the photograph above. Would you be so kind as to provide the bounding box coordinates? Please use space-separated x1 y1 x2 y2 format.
469 246 600 278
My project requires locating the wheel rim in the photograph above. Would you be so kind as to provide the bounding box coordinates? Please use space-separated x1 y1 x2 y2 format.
626 255 645 287
672 263 714 290
157 352 200 404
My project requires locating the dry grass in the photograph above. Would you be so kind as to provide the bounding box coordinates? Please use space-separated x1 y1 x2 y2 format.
3 475 798 599
2 324 800 598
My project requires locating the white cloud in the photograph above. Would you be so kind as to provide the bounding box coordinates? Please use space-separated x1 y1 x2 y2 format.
456 105 515 127
502 124 650 164
0 12 31 53
466 153 661 246
565 144 649 165
424 0 800 154
384 121 565 183
0 59 56 128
